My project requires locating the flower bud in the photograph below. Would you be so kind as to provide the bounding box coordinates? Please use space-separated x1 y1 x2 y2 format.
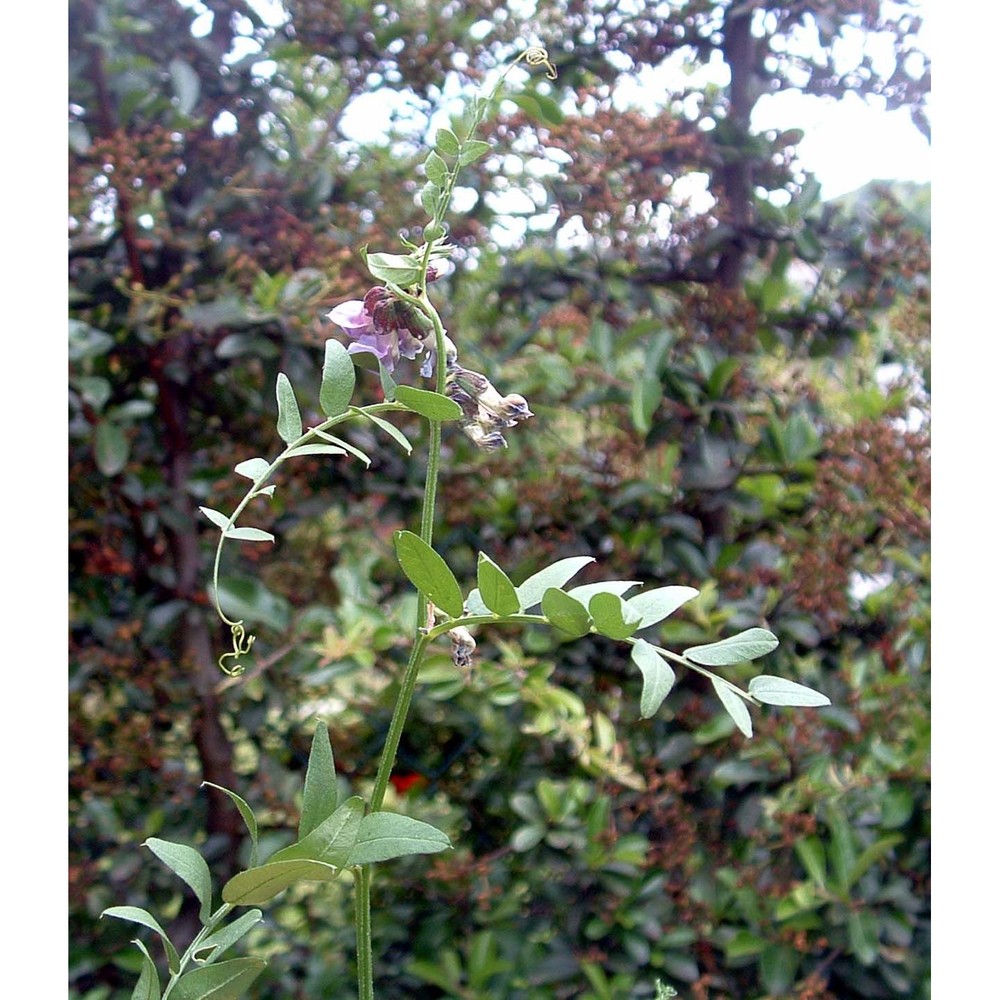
499 393 533 424
448 626 477 670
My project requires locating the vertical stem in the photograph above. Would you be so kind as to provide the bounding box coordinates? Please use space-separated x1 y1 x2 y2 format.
354 398 443 998
369 632 432 812
354 867 374 1000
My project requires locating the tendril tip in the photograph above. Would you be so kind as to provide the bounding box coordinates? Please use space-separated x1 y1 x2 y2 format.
218 622 255 677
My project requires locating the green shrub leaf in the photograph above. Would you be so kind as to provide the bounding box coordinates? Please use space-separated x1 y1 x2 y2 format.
588 592 642 640
748 675 830 707
222 859 341 905
345 812 452 865
511 90 565 126
477 553 521 616
214 575 290 631
541 587 591 638
794 835 827 888
516 556 595 610
724 929 767 959
394 385 463 421
846 910 879 965
710 677 753 738
191 910 264 965
631 372 663 435
630 639 676 718
201 783 259 868
625 586 699 629
299 722 339 839
847 834 904 890
320 338 355 416
101 906 180 974
270 796 363 868
394 531 464 618
143 838 213 923
95 419 130 476
684 627 778 666
168 58 200 117
759 944 799 995
170 957 267 1000
275 373 302 444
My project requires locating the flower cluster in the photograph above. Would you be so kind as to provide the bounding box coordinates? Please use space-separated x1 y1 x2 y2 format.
326 287 432 372
327 286 533 450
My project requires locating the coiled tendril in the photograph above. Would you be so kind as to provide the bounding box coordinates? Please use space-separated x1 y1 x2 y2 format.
218 621 255 677
521 46 558 79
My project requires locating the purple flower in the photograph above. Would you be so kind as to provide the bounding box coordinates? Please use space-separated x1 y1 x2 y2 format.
326 291 430 373
327 299 372 337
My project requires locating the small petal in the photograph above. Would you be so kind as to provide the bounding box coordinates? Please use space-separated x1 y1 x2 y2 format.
327 300 372 334
462 424 507 451
397 327 426 361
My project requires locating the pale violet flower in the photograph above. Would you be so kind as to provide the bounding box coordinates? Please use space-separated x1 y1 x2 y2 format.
326 290 429 373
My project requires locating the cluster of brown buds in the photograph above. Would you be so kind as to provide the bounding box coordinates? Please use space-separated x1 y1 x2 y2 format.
444 358 534 451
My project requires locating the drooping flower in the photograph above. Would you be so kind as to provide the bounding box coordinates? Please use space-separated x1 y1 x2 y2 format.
444 362 533 451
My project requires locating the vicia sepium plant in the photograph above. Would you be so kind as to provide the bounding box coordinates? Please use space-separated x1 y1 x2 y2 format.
103 46 830 1000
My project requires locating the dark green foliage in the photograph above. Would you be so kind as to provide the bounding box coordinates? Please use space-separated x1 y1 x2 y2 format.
70 1 929 998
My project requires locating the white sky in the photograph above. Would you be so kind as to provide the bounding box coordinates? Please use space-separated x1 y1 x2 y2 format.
753 90 929 198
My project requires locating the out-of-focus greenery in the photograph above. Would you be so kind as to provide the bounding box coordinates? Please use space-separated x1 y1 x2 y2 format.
69 1 929 997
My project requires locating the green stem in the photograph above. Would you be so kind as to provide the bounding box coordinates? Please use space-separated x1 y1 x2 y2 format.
370 631 432 813
354 867 374 1000
347 49 555 996
161 904 233 998
354 274 448 1000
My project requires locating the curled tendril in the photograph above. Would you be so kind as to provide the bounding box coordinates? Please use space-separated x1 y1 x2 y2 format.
521 46 558 80
218 622 255 677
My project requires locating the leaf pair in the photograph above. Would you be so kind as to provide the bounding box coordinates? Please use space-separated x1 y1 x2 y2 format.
275 339 356 445
543 582 700 643
222 723 451 906
677 629 829 737
126 937 260 1000
103 842 265 1000
392 539 828 733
